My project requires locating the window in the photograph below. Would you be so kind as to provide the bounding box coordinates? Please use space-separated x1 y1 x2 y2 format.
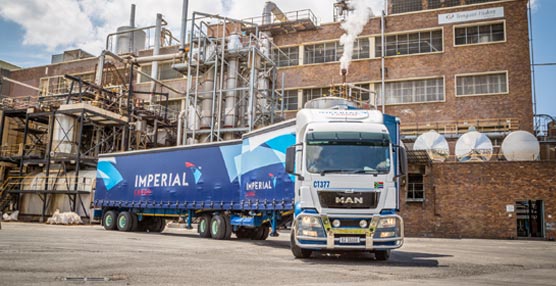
465 0 500 4
375 30 442 57
272 46 299 67
407 174 424 202
428 0 460 9
376 78 444 105
456 72 507 96
140 62 183 82
391 0 423 14
302 87 333 103
280 89 299 110
304 38 369 64
455 23 505 46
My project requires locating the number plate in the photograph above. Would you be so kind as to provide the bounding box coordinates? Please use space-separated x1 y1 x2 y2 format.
339 237 360 244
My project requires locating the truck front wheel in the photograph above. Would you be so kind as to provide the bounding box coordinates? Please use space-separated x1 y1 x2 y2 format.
290 232 312 259
374 250 391 261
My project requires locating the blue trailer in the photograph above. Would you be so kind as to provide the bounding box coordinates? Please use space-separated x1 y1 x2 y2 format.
94 103 406 259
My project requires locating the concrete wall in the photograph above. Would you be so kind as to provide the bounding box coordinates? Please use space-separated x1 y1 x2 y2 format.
401 161 556 240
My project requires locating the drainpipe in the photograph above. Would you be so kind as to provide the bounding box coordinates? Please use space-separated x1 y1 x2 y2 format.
180 0 189 51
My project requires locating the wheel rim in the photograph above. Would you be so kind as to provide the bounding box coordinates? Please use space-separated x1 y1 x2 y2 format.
199 219 206 233
118 216 127 229
105 214 113 226
211 219 218 235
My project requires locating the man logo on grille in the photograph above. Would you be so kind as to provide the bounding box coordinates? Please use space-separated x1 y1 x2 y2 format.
335 197 364 204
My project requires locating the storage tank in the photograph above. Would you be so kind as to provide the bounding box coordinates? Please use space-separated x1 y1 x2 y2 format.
501 131 540 161
19 170 97 220
52 114 76 154
115 26 146 54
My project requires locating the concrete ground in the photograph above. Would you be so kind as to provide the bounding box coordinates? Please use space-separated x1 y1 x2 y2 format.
0 222 555 286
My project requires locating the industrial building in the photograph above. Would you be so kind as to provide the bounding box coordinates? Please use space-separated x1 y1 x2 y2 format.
0 0 554 240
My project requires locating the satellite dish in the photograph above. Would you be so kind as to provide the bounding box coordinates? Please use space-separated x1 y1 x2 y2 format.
501 131 540 161
414 130 449 161
455 131 493 162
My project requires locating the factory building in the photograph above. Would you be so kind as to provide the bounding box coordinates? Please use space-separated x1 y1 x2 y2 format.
1 0 555 240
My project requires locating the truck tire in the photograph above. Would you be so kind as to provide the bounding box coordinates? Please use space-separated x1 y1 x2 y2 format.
130 213 138 231
290 231 312 259
235 227 254 239
252 225 270 240
198 214 212 238
116 211 133 232
103 210 118 231
374 250 390 261
223 215 232 240
210 215 227 240
144 217 165 233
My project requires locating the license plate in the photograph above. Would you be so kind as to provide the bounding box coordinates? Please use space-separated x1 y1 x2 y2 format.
339 237 360 244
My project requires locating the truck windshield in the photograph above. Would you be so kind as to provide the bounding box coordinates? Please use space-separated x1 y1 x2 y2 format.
305 131 391 175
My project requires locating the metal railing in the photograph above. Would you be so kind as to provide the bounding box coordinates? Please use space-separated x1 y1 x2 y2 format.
242 9 318 26
1 175 95 193
401 118 520 137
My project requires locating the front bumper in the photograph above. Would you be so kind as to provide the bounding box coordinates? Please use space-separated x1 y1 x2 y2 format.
294 214 404 250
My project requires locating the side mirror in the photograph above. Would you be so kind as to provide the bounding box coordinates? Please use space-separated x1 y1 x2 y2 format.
286 146 296 174
286 145 304 180
398 146 408 177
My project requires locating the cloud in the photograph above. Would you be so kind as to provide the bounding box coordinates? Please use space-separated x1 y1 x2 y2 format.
0 0 380 56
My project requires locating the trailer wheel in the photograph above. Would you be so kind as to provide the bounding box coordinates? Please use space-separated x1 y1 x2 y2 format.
144 217 165 233
290 231 312 259
130 213 138 232
210 215 227 240
235 227 254 239
374 250 390 261
251 225 270 240
103 210 118 231
198 214 212 238
223 215 232 240
116 212 133 232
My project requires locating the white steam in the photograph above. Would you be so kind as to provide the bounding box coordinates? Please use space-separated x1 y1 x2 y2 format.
339 0 381 73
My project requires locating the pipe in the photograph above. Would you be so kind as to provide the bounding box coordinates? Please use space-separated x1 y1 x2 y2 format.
200 67 215 129
150 13 163 103
177 109 186 145
262 1 288 25
0 76 41 92
180 0 189 51
129 4 136 53
132 53 182 64
381 10 385 113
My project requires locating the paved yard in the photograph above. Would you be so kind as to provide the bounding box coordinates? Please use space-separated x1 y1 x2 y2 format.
0 222 555 285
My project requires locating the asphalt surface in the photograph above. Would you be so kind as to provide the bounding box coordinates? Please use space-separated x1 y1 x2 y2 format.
0 222 555 285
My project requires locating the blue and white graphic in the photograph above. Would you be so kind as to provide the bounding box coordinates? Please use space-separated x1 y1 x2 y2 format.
97 158 123 191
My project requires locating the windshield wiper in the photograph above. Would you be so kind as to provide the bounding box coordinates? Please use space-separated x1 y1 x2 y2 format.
319 169 346 176
350 169 379 176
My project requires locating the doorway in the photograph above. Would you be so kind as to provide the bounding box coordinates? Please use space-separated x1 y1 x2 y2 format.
516 200 544 238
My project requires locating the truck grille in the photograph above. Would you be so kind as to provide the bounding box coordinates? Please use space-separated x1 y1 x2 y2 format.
318 191 379 209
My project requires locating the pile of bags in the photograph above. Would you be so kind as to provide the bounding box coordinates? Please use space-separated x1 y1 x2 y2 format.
2 210 19 221
46 209 83 225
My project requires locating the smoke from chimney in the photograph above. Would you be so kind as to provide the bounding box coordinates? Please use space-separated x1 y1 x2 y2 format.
339 0 382 74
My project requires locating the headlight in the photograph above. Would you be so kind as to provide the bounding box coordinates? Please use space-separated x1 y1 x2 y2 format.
300 215 322 228
359 219 368 228
378 217 397 228
297 215 325 238
332 219 341 228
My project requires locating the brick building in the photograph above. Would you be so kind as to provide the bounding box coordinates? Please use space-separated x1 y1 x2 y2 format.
1 0 554 239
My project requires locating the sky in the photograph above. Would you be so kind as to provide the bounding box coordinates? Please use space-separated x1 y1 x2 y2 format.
0 0 553 117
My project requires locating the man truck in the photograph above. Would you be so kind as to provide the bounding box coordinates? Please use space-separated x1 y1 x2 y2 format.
94 97 406 259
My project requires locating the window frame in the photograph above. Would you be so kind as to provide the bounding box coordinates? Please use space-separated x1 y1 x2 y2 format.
406 173 425 202
302 38 370 65
454 71 509 97
374 28 444 59
453 20 506 47
373 76 446 106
